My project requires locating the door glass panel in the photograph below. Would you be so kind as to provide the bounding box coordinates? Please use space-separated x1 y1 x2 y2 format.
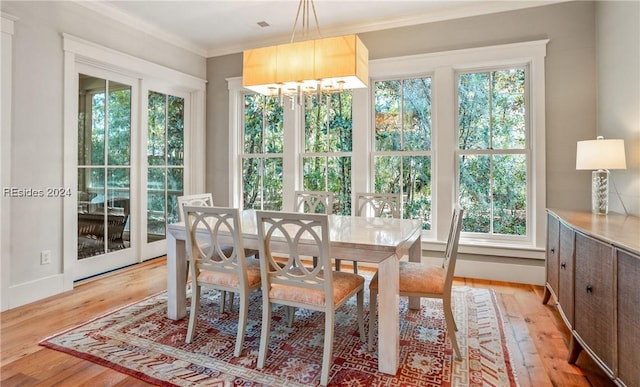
77 74 132 259
146 90 184 243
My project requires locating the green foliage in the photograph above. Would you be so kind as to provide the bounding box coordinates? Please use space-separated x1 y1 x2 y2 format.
458 69 527 236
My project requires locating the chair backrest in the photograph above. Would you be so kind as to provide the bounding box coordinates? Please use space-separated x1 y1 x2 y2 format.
177 193 214 222
294 191 334 215
255 211 334 307
355 192 401 218
182 206 249 286
442 206 464 288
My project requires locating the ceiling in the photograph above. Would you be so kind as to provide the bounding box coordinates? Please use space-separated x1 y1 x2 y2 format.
78 0 561 57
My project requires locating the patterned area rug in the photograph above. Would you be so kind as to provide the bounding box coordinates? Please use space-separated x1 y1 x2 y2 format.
40 285 517 386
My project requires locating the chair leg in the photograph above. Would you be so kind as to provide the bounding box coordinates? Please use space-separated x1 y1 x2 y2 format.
353 261 358 274
368 288 377 351
287 306 296 327
320 311 335 386
234 293 249 357
357 289 365 341
228 291 235 312
186 283 201 343
220 291 227 312
334 258 341 271
257 300 272 369
443 298 461 360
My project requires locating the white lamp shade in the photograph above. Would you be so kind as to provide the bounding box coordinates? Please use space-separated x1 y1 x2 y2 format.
576 138 627 170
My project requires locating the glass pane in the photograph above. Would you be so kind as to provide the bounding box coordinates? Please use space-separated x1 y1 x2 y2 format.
458 72 490 150
244 95 264 154
106 168 130 253
77 168 105 259
403 77 431 151
375 80 401 151
402 156 431 230
305 94 328 153
327 91 352 152
374 156 401 193
167 95 184 166
493 154 527 235
167 167 184 224
78 75 106 166
302 157 326 192
107 81 131 166
459 154 490 233
147 168 166 242
148 91 166 166
263 158 283 210
327 156 351 215
264 96 283 154
492 69 526 149
243 158 261 210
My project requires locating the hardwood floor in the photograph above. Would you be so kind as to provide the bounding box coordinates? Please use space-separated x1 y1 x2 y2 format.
1 257 615 386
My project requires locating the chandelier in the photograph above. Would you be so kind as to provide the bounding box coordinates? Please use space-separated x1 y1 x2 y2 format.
242 0 369 106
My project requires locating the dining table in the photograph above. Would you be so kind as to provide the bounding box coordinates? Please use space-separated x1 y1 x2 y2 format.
166 209 423 375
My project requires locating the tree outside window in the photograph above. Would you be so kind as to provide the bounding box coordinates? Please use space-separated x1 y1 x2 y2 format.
457 68 528 236
303 91 353 215
373 78 432 229
242 94 284 211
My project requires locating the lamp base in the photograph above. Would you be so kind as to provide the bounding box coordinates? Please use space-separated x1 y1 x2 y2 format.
591 169 610 215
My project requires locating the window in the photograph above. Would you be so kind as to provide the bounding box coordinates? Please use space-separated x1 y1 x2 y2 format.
147 91 185 242
373 77 432 229
303 91 353 215
457 68 528 238
230 40 547 250
241 94 284 210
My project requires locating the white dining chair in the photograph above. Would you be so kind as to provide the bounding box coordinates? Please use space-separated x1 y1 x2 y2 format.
178 193 258 311
368 206 464 359
182 205 261 357
255 210 365 386
294 190 334 215
338 192 402 273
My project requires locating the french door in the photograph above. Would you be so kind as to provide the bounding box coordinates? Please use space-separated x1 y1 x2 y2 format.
75 69 189 279
75 68 139 280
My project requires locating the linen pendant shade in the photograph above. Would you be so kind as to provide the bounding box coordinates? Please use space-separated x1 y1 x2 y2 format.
242 34 369 96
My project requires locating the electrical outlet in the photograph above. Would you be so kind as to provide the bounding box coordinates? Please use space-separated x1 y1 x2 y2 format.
40 250 52 265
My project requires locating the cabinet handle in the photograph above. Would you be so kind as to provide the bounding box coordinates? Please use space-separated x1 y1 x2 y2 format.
561 262 566 269
586 285 593 293
550 248 555 254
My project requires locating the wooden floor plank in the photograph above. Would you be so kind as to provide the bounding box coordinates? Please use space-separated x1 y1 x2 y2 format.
1 257 615 386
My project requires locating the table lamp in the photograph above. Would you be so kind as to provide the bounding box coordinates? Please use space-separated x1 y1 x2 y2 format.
576 136 627 215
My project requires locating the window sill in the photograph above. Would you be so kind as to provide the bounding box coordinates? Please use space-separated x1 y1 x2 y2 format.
421 239 545 260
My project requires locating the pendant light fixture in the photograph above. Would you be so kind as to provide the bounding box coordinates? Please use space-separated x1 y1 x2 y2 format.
242 0 369 105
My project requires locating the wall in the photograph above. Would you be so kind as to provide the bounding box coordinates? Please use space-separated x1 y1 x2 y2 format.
596 1 640 216
0 1 206 310
206 1 599 214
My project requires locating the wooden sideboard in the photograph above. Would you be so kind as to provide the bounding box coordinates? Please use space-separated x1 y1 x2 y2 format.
543 209 640 387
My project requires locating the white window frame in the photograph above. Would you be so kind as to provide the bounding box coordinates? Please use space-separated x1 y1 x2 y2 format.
229 39 547 255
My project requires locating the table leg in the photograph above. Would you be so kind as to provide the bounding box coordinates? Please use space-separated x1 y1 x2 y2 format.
167 233 187 320
377 254 400 374
408 236 421 310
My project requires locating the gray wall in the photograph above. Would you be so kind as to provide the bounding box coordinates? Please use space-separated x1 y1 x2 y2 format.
596 1 640 215
206 1 639 216
0 1 206 309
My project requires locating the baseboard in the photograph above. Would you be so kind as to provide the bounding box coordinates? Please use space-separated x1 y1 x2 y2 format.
4 274 66 310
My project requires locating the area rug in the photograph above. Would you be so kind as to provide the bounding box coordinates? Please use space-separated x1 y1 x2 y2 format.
40 285 517 386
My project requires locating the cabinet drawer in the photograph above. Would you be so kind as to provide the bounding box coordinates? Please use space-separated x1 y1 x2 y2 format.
574 232 614 372
546 213 560 299
558 222 574 327
617 249 640 387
